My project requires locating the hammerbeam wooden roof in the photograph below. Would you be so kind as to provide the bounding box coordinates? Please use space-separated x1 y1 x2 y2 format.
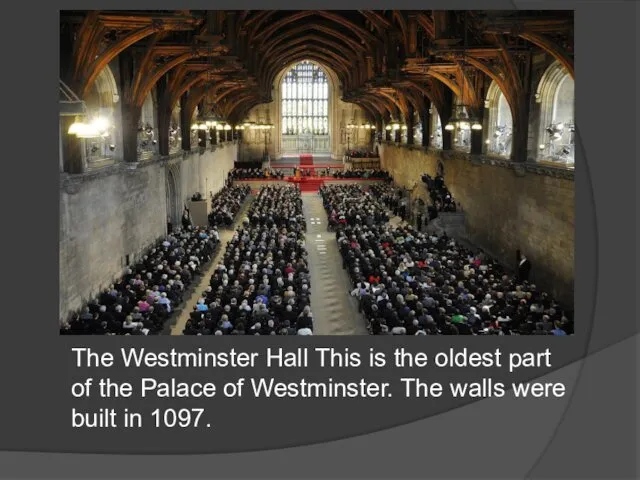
60 10 573 124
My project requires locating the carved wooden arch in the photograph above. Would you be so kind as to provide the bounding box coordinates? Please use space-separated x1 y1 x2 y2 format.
361 92 397 119
265 52 350 88
70 11 202 98
261 39 361 87
403 79 442 113
463 56 518 123
358 10 393 33
375 89 409 121
228 93 263 124
313 10 381 49
427 71 461 98
252 11 318 43
223 90 261 120
519 31 574 79
168 70 231 111
260 33 362 75
357 96 388 118
243 10 276 33
129 32 164 104
393 11 410 54
259 36 357 87
454 63 483 117
402 87 428 115
254 11 379 55
186 84 246 121
260 23 367 60
134 51 200 107
416 12 435 39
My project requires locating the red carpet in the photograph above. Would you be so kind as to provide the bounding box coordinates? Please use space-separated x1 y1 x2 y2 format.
299 154 313 166
296 178 325 192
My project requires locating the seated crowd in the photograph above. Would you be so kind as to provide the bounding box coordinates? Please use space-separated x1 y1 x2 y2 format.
230 168 264 179
369 183 404 213
332 169 391 179
245 185 306 230
320 184 389 229
61 225 220 335
230 168 285 179
183 185 314 335
346 150 379 158
208 184 251 228
337 222 573 336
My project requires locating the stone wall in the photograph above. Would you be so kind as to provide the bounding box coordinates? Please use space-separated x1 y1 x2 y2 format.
59 145 236 321
178 143 236 203
379 144 574 305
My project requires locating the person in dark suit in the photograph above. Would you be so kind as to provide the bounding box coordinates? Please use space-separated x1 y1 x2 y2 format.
181 206 191 229
517 253 532 283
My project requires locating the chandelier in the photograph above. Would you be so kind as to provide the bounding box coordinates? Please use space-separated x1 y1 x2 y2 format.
445 18 482 133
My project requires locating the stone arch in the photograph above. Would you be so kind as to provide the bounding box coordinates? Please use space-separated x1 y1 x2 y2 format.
82 65 120 163
536 61 575 164
165 164 181 227
87 65 120 107
485 81 513 157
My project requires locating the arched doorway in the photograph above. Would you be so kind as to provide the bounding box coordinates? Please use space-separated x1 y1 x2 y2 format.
165 166 180 229
279 61 330 154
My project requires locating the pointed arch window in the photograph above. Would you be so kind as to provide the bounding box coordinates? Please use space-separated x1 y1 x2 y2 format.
281 61 329 135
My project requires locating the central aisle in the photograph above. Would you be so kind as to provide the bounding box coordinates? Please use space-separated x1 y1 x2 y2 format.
302 193 368 335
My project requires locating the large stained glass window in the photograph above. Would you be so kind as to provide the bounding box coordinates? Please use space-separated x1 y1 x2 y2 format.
281 61 329 135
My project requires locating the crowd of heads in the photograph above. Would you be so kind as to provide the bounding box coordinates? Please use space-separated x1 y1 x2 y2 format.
246 185 306 231
184 185 313 335
61 226 220 335
332 169 391 179
320 184 389 229
347 150 379 158
421 174 457 212
337 221 573 336
231 168 264 179
208 184 251 228
230 168 285 179
369 183 404 210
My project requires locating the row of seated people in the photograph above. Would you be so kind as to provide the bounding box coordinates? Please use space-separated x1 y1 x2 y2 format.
337 222 574 336
332 169 391 179
346 150 379 158
183 185 314 335
245 185 306 231
229 168 285 179
368 183 410 221
320 184 389 229
421 174 458 212
60 226 220 335
208 184 251 227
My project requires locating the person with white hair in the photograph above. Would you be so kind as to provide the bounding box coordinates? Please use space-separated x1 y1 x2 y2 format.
332 209 572 336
